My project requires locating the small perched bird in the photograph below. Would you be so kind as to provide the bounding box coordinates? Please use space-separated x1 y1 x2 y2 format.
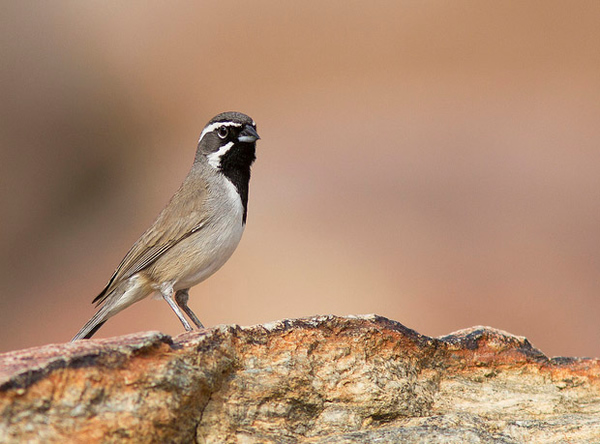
72 111 260 341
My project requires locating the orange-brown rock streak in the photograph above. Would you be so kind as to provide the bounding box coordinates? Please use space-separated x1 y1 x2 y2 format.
1 315 599 443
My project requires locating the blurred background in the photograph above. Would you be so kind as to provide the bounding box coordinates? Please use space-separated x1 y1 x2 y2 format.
1 1 599 357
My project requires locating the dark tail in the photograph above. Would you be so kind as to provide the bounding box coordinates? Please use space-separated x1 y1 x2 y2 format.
71 304 111 341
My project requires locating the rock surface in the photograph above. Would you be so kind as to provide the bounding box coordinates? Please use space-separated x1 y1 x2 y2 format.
1 315 599 443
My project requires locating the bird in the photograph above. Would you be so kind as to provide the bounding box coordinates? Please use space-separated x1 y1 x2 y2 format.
72 111 260 341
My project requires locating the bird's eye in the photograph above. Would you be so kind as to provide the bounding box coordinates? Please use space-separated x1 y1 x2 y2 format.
217 126 229 139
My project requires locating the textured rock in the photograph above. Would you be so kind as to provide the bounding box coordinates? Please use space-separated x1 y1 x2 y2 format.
1 315 599 443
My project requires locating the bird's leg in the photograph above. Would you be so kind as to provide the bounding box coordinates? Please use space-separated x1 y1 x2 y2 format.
161 285 193 331
175 289 205 329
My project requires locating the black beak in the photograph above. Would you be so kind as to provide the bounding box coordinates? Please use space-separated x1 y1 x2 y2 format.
238 125 260 143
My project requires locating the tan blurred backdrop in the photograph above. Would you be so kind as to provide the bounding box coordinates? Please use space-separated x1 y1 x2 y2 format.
1 1 599 357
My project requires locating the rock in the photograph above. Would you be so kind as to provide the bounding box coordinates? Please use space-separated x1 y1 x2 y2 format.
1 315 599 443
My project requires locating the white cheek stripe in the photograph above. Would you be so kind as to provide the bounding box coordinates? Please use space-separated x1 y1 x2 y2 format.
207 141 234 168
198 122 242 143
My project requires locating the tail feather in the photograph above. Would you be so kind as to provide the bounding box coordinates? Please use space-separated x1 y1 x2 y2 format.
71 305 112 341
72 277 151 341
82 320 107 340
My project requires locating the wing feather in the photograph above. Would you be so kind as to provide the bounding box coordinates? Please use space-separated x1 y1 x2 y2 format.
93 175 208 306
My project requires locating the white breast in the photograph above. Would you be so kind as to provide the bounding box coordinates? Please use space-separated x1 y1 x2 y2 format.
172 175 245 290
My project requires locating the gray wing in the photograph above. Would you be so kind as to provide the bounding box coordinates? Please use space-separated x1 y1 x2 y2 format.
93 178 208 306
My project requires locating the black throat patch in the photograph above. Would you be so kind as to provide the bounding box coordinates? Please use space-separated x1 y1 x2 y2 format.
218 143 256 223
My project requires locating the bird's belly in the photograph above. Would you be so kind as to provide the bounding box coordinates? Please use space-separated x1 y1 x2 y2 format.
146 174 247 292
169 216 244 290
148 207 244 290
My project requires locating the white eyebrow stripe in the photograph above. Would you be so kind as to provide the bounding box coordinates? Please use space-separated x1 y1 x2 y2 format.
207 141 234 168
198 121 242 143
